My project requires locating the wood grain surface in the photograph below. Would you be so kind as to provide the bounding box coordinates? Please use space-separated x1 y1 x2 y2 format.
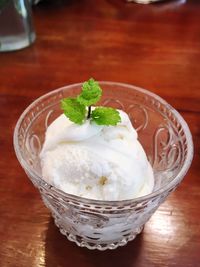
0 0 200 266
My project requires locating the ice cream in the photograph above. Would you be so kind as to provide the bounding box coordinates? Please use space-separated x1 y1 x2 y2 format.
40 109 154 201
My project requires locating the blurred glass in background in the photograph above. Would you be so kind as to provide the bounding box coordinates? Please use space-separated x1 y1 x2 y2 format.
0 0 36 52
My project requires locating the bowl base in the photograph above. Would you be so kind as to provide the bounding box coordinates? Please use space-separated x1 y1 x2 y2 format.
53 216 144 250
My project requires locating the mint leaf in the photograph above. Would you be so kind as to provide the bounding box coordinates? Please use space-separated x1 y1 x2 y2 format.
77 78 102 106
61 98 86 124
60 78 122 126
91 107 121 126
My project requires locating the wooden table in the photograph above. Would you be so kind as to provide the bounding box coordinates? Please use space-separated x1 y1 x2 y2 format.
0 0 200 266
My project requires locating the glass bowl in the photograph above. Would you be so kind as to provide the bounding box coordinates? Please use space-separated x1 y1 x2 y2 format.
13 82 193 250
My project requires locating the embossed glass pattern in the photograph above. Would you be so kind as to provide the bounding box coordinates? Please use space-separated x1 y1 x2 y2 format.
14 82 193 250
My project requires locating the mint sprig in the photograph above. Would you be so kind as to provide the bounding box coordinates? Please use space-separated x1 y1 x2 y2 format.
61 78 121 126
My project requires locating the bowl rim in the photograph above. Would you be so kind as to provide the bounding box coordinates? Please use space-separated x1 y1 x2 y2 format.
13 81 194 206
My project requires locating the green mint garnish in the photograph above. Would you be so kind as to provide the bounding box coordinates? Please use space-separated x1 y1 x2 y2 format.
77 78 102 106
91 107 121 126
61 78 121 126
61 98 86 125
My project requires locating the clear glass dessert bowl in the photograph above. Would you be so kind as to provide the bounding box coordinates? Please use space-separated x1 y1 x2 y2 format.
13 82 193 250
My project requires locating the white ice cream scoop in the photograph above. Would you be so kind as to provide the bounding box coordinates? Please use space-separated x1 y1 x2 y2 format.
40 110 154 200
